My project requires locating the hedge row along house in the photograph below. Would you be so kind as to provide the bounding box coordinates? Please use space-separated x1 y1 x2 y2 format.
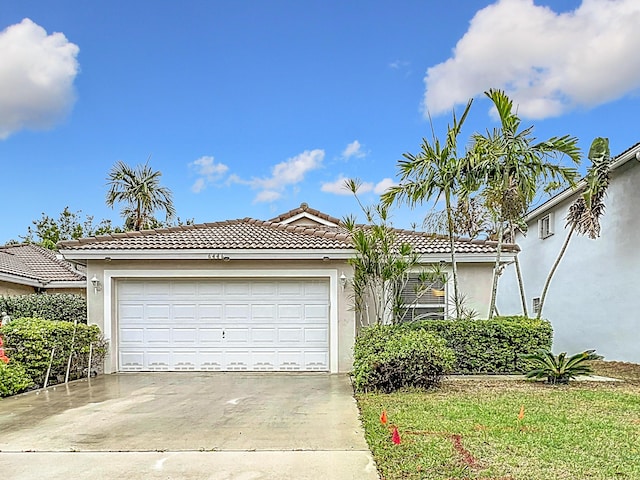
58 203 517 374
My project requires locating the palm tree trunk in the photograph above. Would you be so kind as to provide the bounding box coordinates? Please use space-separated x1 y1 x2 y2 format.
488 222 504 320
537 224 576 319
509 222 528 317
445 194 461 318
514 255 528 316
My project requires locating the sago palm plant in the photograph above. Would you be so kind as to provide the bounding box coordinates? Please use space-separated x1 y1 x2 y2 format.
522 349 603 384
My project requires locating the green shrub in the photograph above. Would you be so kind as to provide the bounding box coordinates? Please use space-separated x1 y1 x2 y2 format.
0 361 34 397
0 317 107 387
0 293 87 323
411 316 553 374
353 324 455 393
523 349 603 384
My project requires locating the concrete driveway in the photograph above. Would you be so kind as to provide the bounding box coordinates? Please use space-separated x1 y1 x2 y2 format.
0 373 379 479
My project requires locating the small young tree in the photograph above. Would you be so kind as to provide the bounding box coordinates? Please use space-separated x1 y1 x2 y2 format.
537 137 611 319
344 179 444 325
382 100 474 318
470 89 580 319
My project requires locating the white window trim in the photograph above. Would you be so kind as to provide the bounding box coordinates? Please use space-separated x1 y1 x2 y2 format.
538 213 554 239
103 269 340 373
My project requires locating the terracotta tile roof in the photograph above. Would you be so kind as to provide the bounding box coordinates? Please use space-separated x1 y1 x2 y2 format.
58 218 353 251
268 202 342 225
58 215 517 255
0 244 86 282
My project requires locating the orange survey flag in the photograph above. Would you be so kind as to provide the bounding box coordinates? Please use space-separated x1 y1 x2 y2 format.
380 410 388 425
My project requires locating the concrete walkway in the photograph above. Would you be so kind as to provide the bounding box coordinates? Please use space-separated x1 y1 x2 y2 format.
0 373 379 479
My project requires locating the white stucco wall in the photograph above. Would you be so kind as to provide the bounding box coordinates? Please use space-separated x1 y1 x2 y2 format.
498 157 640 363
86 258 356 374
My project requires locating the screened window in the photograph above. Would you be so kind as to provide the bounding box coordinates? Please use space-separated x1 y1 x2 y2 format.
538 213 554 239
399 275 446 321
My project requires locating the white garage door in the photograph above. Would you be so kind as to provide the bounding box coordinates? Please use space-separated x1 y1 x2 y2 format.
118 278 329 372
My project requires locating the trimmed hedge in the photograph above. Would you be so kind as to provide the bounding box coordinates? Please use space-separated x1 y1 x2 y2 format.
0 294 87 323
0 361 33 397
411 316 553 374
0 317 107 387
353 324 455 393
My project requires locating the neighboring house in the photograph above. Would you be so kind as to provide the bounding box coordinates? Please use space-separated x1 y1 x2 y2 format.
58 203 517 374
0 243 86 296
498 142 640 363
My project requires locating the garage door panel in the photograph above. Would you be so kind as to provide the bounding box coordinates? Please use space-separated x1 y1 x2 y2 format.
225 328 250 343
172 281 197 296
304 327 328 344
172 328 198 343
225 304 250 320
119 303 144 320
120 351 145 371
172 304 197 320
225 282 251 296
198 282 223 296
147 304 171 320
304 281 329 297
199 328 224 343
120 328 144 345
198 304 223 320
304 304 328 319
251 304 276 320
278 328 303 343
118 279 329 372
146 282 171 296
146 328 171 344
252 327 277 343
278 304 302 320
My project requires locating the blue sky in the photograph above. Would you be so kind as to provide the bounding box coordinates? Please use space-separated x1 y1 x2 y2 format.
1 0 639 244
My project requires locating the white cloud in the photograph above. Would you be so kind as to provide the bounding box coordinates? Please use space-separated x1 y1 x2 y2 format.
189 155 229 193
321 176 354 195
423 0 640 119
254 190 281 203
342 140 366 160
322 177 396 196
232 149 324 203
389 60 410 70
0 18 80 139
373 178 396 195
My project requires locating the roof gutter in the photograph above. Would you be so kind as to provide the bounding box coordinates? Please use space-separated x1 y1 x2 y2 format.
526 143 640 222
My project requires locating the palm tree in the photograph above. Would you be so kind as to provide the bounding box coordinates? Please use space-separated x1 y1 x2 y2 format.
106 160 176 231
471 89 581 319
382 100 473 318
537 137 611 319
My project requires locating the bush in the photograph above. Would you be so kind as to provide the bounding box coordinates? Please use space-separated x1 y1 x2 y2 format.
353 324 455 393
411 316 553 374
0 317 107 387
0 294 87 323
523 349 603 384
0 361 34 397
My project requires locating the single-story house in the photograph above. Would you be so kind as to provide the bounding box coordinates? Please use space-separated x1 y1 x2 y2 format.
498 142 640 363
59 203 517 374
0 243 86 296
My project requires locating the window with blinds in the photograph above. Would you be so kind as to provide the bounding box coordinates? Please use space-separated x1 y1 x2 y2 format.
399 275 446 321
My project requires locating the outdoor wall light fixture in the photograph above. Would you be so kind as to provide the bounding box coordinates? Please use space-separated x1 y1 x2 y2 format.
90 275 101 294
339 272 348 290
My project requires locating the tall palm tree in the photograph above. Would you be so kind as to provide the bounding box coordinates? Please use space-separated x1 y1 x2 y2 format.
382 99 473 319
106 160 176 231
471 89 581 319
537 137 611 319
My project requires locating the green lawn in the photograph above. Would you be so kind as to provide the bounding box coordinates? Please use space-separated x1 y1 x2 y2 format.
357 373 640 479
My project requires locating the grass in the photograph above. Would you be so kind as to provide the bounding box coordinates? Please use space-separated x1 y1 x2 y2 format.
356 362 640 480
